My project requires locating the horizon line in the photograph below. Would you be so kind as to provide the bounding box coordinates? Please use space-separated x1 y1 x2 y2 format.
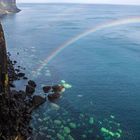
17 2 140 6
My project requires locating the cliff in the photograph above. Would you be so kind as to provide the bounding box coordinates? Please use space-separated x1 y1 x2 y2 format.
0 0 20 15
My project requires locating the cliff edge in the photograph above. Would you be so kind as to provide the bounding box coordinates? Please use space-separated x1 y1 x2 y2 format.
0 0 20 16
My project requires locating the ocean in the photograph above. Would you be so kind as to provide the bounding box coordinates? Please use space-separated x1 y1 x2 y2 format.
1 3 140 140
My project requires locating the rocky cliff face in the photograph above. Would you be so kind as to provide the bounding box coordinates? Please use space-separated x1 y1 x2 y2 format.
0 0 20 15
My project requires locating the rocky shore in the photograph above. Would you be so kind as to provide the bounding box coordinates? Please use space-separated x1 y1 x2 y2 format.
0 23 46 140
0 22 69 140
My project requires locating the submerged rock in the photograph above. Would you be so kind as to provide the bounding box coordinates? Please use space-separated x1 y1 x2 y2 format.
69 122 76 129
54 120 62 125
50 103 60 110
63 127 71 134
57 133 65 140
89 117 94 124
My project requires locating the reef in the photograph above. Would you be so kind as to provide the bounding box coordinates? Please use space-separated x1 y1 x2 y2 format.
0 0 20 16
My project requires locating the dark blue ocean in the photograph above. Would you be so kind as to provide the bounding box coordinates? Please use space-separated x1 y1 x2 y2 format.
1 3 140 140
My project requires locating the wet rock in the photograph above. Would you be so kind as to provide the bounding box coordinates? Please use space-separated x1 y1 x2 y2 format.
26 85 35 96
17 72 25 78
23 77 28 80
13 60 17 64
48 93 61 101
52 85 64 92
32 95 46 108
28 80 36 88
15 68 20 72
43 86 51 93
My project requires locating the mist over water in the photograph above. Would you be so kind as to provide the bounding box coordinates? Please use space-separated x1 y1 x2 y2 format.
1 3 140 139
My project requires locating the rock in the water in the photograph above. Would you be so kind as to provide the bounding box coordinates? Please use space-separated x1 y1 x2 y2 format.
52 85 64 92
69 122 76 129
26 85 35 96
28 80 37 88
89 117 94 124
54 120 62 125
23 77 28 80
50 103 60 110
32 95 46 108
43 86 52 93
17 72 25 77
48 93 61 101
57 133 65 140
63 127 71 134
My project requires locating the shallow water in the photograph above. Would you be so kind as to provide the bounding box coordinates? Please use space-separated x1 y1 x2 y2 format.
1 3 140 140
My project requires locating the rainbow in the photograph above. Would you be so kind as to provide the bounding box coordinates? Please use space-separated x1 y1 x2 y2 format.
33 16 140 77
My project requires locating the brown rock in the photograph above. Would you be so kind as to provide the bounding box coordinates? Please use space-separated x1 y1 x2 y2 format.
52 85 64 92
42 86 52 93
48 93 61 101
32 95 46 108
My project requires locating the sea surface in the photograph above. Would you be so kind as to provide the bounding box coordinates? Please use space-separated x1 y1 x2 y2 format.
1 3 140 140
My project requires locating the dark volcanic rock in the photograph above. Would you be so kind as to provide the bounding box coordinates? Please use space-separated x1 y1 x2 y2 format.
17 72 25 78
28 80 37 88
26 85 35 96
23 77 28 80
43 86 52 93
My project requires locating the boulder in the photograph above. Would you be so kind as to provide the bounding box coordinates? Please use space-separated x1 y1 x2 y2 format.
48 93 61 101
32 95 46 108
17 72 25 78
28 80 36 88
26 85 35 96
43 86 52 93
52 85 64 93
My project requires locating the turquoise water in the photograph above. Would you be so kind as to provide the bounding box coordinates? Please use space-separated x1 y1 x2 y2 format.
1 3 140 140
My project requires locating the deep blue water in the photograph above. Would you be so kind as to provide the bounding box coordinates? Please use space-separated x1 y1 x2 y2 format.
1 3 140 140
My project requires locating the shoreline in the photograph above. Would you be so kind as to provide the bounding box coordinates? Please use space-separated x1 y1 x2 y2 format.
0 23 46 140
